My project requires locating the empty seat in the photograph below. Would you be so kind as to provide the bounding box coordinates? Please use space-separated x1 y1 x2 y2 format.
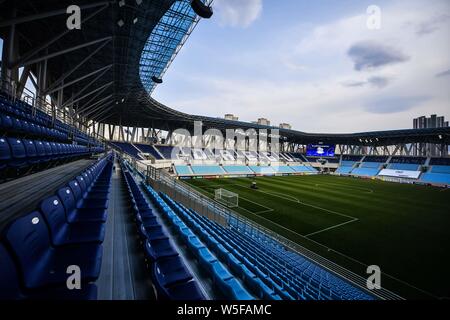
6 138 27 168
57 187 107 223
144 238 178 262
0 243 97 300
153 255 192 288
5 211 102 289
40 196 105 246
0 137 11 170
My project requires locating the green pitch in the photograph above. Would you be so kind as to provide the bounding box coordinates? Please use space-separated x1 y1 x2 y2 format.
183 174 450 299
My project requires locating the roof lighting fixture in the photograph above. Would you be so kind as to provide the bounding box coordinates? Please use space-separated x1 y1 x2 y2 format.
117 19 124 27
119 0 126 7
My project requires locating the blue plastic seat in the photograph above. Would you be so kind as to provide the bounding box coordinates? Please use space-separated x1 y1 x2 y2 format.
0 137 11 170
40 196 105 246
5 212 102 289
6 138 27 168
0 243 98 300
22 139 39 164
153 256 192 288
57 186 107 223
164 281 205 300
144 238 178 262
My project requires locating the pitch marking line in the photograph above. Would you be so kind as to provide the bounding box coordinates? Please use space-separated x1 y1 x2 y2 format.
188 183 274 215
304 218 359 237
184 181 438 299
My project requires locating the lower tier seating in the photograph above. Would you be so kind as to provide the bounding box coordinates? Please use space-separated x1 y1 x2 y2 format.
0 153 113 299
159 193 374 300
121 162 205 300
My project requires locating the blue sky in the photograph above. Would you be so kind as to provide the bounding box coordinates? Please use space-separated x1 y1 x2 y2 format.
153 0 450 133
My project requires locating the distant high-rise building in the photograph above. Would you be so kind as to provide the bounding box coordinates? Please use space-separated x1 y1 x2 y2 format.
257 118 270 126
224 114 239 121
279 123 292 130
413 114 448 156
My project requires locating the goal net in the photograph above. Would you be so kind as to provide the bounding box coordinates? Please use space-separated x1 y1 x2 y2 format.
214 188 239 208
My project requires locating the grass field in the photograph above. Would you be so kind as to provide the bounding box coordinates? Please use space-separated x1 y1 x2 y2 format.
183 174 450 299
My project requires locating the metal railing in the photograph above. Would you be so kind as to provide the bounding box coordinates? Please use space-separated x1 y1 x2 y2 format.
128 158 402 300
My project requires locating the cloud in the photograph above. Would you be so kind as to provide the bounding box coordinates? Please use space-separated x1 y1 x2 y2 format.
435 69 450 78
415 14 450 36
364 96 430 114
214 0 262 28
367 76 391 88
342 76 391 89
347 41 409 71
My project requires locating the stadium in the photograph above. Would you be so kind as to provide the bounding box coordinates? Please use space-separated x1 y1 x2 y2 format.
0 0 449 305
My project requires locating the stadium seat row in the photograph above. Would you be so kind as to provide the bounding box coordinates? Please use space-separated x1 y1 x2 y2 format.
138 178 256 300
121 162 205 300
158 192 374 300
0 137 96 171
0 96 102 147
1 114 68 141
0 153 114 299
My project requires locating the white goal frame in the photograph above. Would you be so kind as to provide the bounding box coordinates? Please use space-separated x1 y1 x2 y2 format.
214 188 239 208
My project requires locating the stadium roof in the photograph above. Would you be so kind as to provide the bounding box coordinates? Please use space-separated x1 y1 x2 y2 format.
1 0 449 146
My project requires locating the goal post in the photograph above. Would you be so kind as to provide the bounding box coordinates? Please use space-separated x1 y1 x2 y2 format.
214 188 239 208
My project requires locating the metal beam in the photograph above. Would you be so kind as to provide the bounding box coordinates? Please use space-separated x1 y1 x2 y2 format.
46 64 112 95
44 40 110 93
83 99 114 118
14 4 110 69
61 67 113 108
0 2 110 28
14 36 112 68
62 81 113 108
78 94 113 114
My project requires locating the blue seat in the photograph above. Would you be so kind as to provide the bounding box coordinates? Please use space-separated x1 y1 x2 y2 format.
22 139 39 164
57 186 107 223
164 281 205 300
40 196 105 246
6 138 27 168
0 114 13 130
0 243 97 300
144 238 178 262
153 255 192 288
0 137 11 170
5 212 102 289
140 224 168 241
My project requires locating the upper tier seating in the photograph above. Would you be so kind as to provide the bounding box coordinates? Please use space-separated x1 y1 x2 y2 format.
134 143 163 159
430 165 450 174
0 137 96 177
0 96 102 147
0 154 113 299
155 145 176 159
109 142 142 159
387 163 420 171
429 158 450 166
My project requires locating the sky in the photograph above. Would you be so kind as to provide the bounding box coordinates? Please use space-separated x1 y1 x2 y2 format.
152 0 450 133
